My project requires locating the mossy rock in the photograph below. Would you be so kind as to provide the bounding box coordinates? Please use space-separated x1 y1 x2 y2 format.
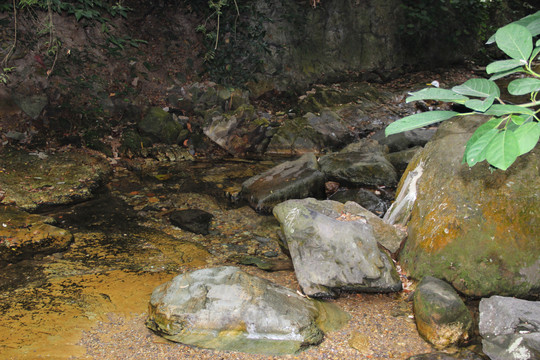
138 107 183 145
398 116 540 297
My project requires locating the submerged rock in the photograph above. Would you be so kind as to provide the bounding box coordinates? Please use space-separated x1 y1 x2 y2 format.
396 115 540 297
0 206 73 263
0 149 112 212
169 209 214 235
146 266 348 355
413 276 472 349
240 153 325 213
479 296 540 360
273 198 402 297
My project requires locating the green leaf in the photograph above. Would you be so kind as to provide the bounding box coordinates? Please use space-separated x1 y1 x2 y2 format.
519 10 540 37
75 9 83 21
464 119 501 166
452 78 500 98
508 78 540 95
487 11 540 44
510 115 526 126
486 59 523 74
485 130 520 170
489 68 524 81
495 24 533 61
385 111 458 136
484 104 535 116
464 96 495 112
514 121 540 155
406 88 469 103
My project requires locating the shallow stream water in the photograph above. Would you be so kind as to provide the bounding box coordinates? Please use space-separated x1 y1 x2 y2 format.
2 65 483 358
0 156 439 359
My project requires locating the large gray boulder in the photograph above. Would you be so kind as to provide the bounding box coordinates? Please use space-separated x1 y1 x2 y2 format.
146 266 349 355
394 116 540 297
240 153 325 213
273 198 402 298
479 296 540 360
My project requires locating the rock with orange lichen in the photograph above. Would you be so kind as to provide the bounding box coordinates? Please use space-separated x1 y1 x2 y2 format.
395 115 540 297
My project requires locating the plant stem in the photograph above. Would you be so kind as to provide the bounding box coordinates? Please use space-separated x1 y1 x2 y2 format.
517 100 540 107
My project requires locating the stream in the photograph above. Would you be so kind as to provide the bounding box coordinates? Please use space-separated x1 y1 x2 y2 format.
0 156 439 359
1 70 480 358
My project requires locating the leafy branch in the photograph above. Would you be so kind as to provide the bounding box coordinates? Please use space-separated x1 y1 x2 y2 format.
386 11 540 171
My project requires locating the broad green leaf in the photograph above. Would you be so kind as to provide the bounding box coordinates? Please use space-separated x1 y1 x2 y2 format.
489 68 524 81
406 88 469 103
486 59 523 74
521 11 540 38
464 96 495 112
385 111 459 136
464 127 500 166
508 78 540 95
484 104 535 116
514 121 540 155
485 130 520 170
452 78 500 98
487 11 540 44
495 24 533 61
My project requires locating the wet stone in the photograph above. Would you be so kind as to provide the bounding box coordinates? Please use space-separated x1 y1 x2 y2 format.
329 188 388 217
413 276 472 349
479 296 540 360
273 198 402 297
406 349 486 360
0 148 111 212
169 209 214 235
0 206 74 264
146 266 348 355
240 153 325 213
319 151 397 187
